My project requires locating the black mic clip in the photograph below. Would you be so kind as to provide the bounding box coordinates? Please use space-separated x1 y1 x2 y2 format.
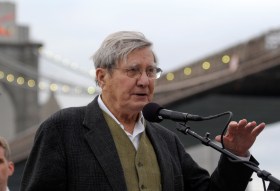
177 123 212 146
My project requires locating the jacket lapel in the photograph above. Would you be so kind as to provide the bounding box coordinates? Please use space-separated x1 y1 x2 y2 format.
146 122 175 191
83 97 127 191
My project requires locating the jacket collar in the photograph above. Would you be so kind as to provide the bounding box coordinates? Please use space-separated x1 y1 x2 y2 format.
83 96 127 191
146 122 175 191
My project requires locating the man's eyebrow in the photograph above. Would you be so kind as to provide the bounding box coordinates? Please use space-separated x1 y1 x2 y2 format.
128 63 157 67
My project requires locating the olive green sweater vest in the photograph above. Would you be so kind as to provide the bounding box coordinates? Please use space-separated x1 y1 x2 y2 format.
103 112 161 191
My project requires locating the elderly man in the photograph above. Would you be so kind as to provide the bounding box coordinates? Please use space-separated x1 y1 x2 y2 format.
0 137 14 191
21 31 265 191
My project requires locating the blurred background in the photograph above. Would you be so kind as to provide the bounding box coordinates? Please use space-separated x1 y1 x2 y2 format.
1 0 280 190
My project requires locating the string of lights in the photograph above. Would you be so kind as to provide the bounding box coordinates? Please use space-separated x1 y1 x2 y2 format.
0 66 98 95
0 46 232 96
164 54 232 81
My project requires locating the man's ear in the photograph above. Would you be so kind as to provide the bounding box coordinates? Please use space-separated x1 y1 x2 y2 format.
96 68 107 88
8 161 14 176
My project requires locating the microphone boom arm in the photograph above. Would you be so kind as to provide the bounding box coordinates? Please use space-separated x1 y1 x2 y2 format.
176 123 280 190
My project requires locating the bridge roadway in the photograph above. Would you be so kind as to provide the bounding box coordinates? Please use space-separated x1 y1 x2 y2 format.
153 29 280 148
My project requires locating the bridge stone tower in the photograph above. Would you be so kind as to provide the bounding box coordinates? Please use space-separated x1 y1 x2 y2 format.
0 2 42 138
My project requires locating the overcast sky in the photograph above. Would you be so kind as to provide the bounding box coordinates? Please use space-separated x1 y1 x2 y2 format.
9 1 280 189
13 0 280 72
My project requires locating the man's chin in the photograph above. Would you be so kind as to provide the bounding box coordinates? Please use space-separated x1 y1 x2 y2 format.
132 101 149 111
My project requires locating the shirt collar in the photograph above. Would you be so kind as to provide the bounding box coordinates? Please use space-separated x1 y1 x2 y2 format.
97 95 145 136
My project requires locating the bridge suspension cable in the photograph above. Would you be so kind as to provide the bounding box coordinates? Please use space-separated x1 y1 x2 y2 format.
0 51 100 96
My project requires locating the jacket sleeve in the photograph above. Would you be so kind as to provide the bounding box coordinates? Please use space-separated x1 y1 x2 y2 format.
209 154 256 191
20 116 67 191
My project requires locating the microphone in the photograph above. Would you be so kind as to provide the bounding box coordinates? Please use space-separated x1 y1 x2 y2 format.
142 102 203 123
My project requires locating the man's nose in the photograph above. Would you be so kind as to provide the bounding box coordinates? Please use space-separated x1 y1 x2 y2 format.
137 71 150 86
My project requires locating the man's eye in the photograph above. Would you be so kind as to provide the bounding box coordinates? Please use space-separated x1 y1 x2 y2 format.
147 68 156 73
128 68 139 72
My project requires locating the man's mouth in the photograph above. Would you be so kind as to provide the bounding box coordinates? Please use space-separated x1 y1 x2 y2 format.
134 93 148 96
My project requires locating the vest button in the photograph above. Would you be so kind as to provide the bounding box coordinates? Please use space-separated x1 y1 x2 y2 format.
138 162 143 167
141 184 146 189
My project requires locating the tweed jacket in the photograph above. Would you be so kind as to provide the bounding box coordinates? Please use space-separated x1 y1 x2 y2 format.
20 97 254 191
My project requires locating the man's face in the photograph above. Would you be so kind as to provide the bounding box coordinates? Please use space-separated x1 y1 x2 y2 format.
0 147 14 189
98 47 156 115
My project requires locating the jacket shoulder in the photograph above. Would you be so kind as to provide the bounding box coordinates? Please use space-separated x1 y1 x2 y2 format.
45 106 86 124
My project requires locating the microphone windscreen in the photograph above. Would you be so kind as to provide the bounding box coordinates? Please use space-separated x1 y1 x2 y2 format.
142 102 163 122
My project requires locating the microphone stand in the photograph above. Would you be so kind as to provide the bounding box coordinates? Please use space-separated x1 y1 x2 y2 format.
176 123 280 190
